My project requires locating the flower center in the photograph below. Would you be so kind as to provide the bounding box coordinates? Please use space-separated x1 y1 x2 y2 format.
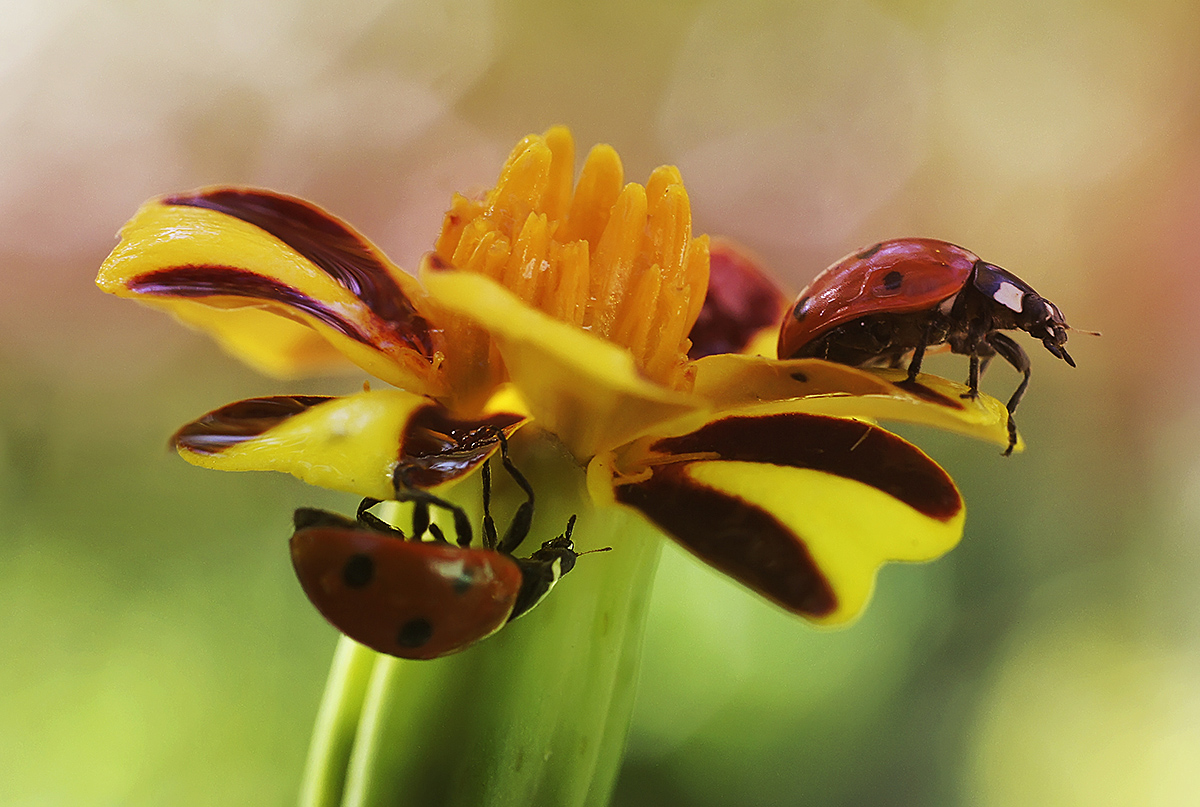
433 128 710 390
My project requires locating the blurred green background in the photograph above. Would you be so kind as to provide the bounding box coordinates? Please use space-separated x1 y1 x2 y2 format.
3 0 1198 804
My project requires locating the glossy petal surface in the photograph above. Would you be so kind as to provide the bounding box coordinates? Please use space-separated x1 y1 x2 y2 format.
97 188 442 393
421 264 702 459
172 389 524 498
691 354 1020 451
601 403 964 624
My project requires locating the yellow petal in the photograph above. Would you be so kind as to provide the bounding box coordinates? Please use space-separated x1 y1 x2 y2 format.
597 403 964 624
97 188 443 394
691 354 1020 451
420 262 703 460
171 389 525 499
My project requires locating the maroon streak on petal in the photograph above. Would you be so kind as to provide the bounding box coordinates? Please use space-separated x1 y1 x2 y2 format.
129 265 377 345
398 404 526 488
171 395 335 455
615 464 836 616
688 240 787 359
164 189 435 358
894 378 966 409
650 413 961 521
424 252 453 272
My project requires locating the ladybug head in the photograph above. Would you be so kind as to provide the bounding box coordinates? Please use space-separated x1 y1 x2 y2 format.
1022 295 1075 367
533 534 579 575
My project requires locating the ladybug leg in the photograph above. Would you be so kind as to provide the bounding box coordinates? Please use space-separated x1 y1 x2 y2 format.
904 318 939 382
479 430 536 554
481 460 499 550
495 432 536 556
960 339 997 400
963 353 981 400
355 497 407 538
392 468 475 548
905 340 926 382
986 332 1031 456
411 499 432 541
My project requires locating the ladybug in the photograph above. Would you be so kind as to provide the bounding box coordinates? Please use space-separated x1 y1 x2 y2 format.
290 508 587 660
778 238 1077 455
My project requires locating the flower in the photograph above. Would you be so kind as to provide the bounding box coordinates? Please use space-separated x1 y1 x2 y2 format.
97 126 1021 806
97 126 1013 626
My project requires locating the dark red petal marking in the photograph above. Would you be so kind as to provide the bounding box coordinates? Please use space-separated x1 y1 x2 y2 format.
171 395 334 454
894 378 966 409
615 464 837 616
172 394 526 489
649 413 961 521
129 265 378 345
688 240 788 359
424 252 453 272
164 189 435 358
398 404 526 488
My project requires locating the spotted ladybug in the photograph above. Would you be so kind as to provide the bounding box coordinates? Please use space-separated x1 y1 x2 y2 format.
289 435 605 659
778 238 1078 455
289 508 585 659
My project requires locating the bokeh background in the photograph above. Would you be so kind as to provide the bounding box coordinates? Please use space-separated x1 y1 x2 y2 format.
4 0 1199 804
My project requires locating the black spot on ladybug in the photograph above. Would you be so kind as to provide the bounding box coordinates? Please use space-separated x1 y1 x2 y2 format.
397 617 434 648
342 554 374 588
856 243 884 260
790 371 808 383
882 270 903 291
792 296 810 322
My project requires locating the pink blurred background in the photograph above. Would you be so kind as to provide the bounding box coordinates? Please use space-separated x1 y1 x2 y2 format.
4 1 1199 804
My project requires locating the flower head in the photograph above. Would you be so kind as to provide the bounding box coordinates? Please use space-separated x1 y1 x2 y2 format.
97 127 1013 626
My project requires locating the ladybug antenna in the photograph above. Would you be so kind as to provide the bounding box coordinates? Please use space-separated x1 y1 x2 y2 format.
1068 324 1101 337
559 516 611 555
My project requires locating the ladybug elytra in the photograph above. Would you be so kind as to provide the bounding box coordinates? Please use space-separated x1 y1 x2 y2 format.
290 434 604 659
289 508 585 660
778 238 1079 455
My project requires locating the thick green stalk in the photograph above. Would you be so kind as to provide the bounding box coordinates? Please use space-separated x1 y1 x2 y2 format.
299 637 379 806
299 436 661 807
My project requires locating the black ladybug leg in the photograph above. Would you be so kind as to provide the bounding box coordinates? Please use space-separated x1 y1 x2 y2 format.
392 468 474 548
967 353 980 398
904 318 940 383
411 500 431 540
986 332 1031 456
480 459 499 550
355 497 407 537
495 432 536 555
961 343 996 401
905 339 927 382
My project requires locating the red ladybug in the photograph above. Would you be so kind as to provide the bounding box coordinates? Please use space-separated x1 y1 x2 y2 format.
777 238 1076 455
290 508 585 659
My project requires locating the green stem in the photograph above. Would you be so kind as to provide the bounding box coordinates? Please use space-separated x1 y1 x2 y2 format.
299 637 379 807
298 437 662 807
